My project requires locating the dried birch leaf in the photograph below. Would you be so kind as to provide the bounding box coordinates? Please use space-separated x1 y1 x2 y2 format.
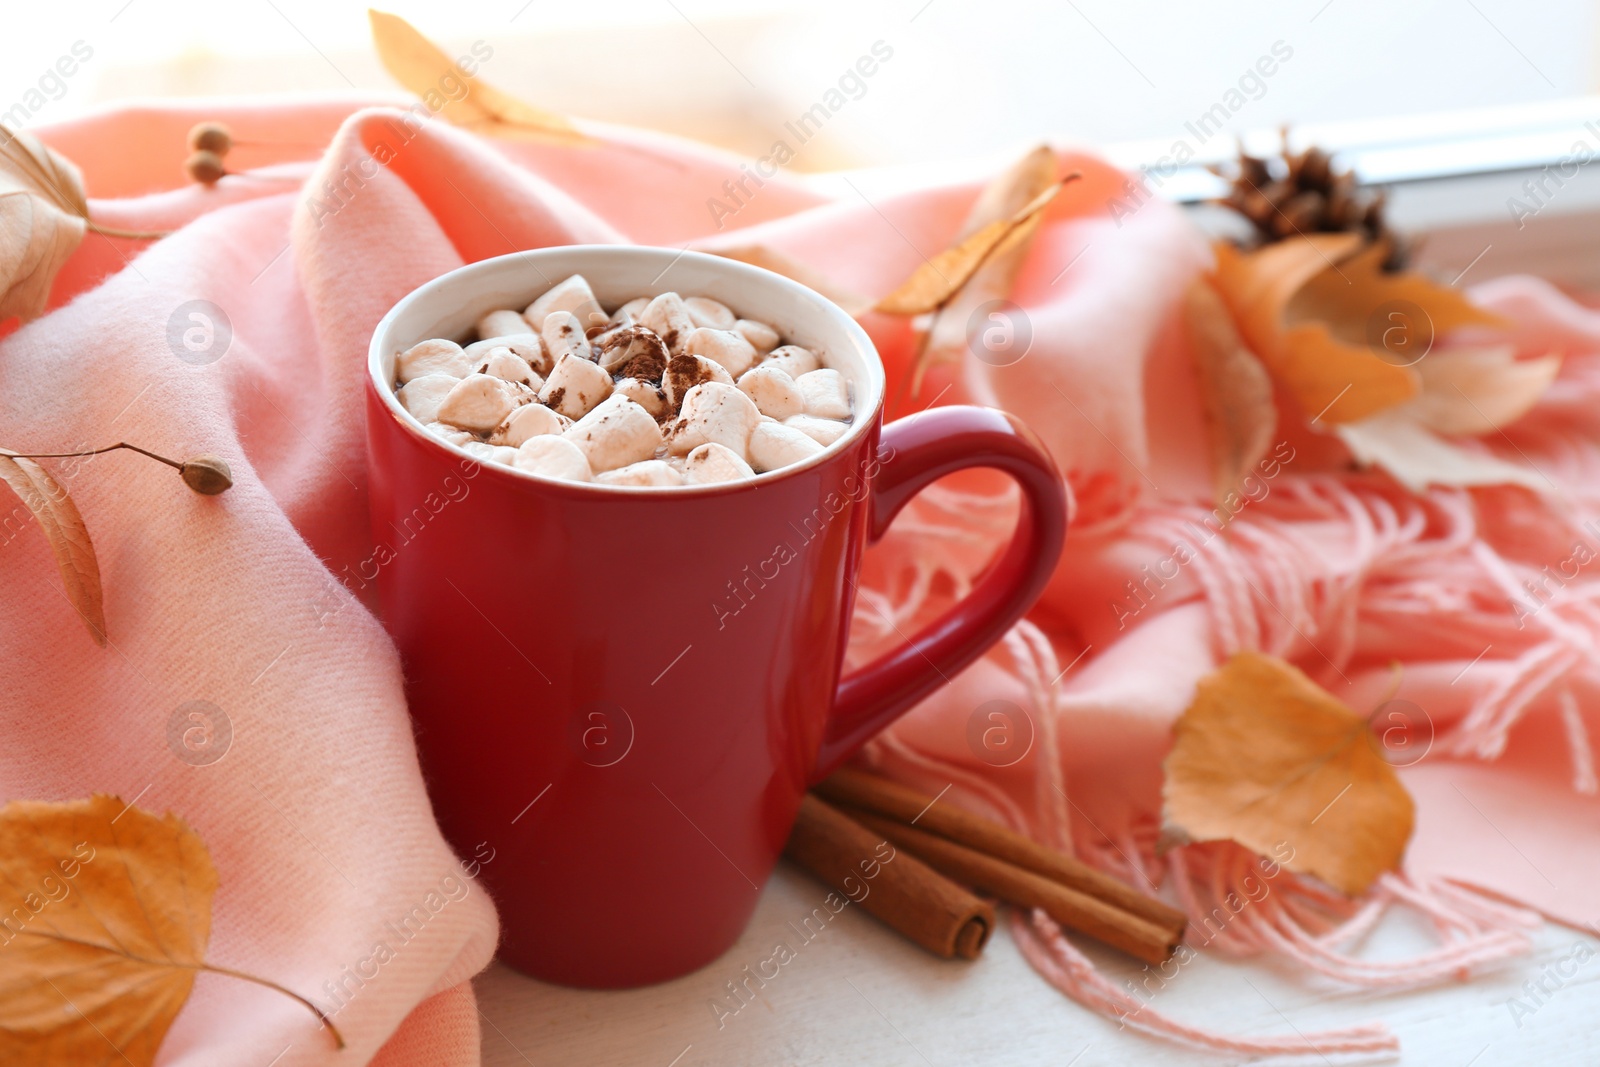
0 126 88 322
1334 410 1548 494
917 145 1060 384
1184 278 1276 504
1211 235 1420 424
0 450 104 645
0 794 341 1064
369 9 593 145
1407 346 1561 437
704 243 874 318
875 172 1078 316
1161 652 1414 896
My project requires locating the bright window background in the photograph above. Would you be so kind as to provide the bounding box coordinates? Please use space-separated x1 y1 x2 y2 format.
3 0 1597 170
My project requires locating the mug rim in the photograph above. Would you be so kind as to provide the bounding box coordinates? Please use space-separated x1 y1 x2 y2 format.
368 245 886 496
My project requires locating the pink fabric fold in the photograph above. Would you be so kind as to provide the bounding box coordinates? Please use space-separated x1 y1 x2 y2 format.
11 94 1600 1063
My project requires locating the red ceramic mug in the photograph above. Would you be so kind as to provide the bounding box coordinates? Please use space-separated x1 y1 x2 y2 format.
365 246 1068 987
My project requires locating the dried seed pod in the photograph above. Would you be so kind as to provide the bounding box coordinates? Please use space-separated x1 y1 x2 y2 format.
188 121 233 156
187 150 227 186
180 455 233 494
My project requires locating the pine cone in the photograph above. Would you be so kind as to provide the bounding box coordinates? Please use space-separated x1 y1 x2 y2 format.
1211 135 1410 270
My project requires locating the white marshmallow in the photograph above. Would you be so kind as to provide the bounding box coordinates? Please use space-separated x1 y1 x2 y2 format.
596 324 670 376
783 413 852 447
747 421 825 472
525 274 606 329
614 376 669 417
539 353 614 418
565 395 665 473
399 373 461 424
596 459 684 487
662 354 735 408
796 368 852 419
514 435 593 482
476 309 530 341
465 333 549 376
668 382 761 458
542 311 594 365
684 442 755 485
684 296 736 330
737 365 806 420
397 338 470 383
462 440 518 466
611 297 649 325
734 318 780 352
437 374 517 432
686 326 756 379
476 348 542 390
424 421 474 447
761 344 821 379
640 292 696 355
491 402 571 447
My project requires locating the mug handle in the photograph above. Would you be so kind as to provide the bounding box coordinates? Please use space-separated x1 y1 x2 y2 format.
810 405 1070 782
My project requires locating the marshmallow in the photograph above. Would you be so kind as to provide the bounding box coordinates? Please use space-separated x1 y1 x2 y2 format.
492 402 571 446
476 348 542 390
465 333 550 376
514 435 593 482
796 368 852 419
737 365 806 420
476 308 530 341
539 353 614 418
668 382 761 458
565 395 664 473
611 297 649 325
686 326 756 379
663 353 735 408
542 310 594 365
596 459 684 487
684 296 736 330
397 339 470 383
761 344 821 379
684 442 755 485
424 421 474 447
614 376 669 417
398 373 461 423
783 413 852 447
596 324 670 378
462 440 517 465
525 274 606 330
437 374 517 432
639 292 695 355
747 421 825 472
734 318 780 353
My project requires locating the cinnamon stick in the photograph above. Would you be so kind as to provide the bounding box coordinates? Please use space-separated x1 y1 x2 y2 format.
845 810 1181 965
785 795 995 960
818 767 1187 939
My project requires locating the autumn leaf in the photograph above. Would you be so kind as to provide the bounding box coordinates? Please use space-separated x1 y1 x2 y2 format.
1406 345 1561 437
1161 652 1415 896
0 795 341 1064
0 126 88 322
369 9 593 145
0 449 105 645
704 243 874 318
876 171 1079 317
1334 411 1548 495
1183 277 1277 504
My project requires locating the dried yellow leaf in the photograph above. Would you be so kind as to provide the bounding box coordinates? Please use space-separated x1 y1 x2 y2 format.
0 450 105 646
1161 652 1415 896
368 9 593 145
875 172 1080 316
0 126 88 322
1183 278 1277 505
0 795 341 1064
